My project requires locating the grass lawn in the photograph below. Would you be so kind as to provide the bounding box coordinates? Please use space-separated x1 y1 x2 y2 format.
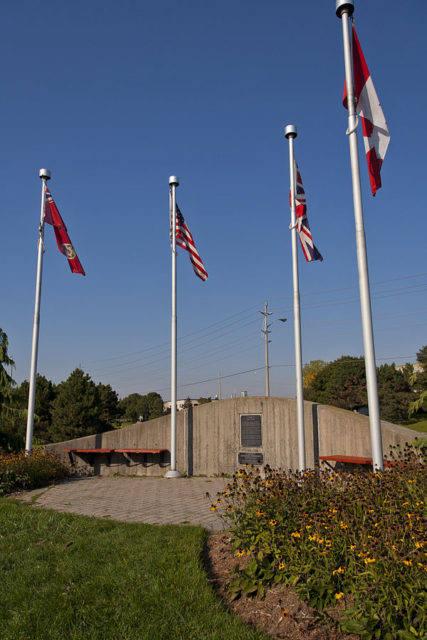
0 499 267 640
398 417 427 433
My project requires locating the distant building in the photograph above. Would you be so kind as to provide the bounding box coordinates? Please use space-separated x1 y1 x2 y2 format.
163 399 199 412
396 363 423 374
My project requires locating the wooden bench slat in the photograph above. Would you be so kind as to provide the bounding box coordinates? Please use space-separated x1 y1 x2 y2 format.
64 449 115 454
114 448 168 454
319 455 393 468
318 454 373 465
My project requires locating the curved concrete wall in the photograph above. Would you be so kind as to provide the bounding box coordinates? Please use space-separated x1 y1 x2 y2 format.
46 397 423 476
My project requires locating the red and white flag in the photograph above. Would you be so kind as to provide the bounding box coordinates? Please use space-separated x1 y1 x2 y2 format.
44 188 85 275
343 25 390 196
172 201 207 281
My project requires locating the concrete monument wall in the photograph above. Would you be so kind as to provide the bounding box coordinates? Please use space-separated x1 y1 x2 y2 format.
45 396 423 476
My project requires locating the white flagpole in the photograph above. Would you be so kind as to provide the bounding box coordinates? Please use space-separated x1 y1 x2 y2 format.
166 175 181 478
285 125 305 472
25 168 51 453
336 1 384 471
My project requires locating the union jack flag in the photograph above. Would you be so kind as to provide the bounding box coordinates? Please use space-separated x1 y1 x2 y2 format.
172 201 208 281
291 161 323 263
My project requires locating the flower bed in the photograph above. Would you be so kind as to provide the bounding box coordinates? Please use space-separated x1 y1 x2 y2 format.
212 443 426 639
0 449 68 495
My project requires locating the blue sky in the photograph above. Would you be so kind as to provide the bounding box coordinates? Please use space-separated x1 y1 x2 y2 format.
1 0 426 401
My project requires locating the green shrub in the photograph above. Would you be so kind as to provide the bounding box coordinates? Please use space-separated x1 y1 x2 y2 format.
0 449 68 495
214 443 426 639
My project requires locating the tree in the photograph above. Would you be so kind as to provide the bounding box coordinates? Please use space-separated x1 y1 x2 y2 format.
118 392 164 422
118 393 146 422
49 368 105 442
197 397 212 405
141 392 164 421
0 329 15 417
377 363 413 422
97 383 122 427
10 376 57 443
409 345 427 416
305 356 367 411
183 397 193 410
303 360 327 389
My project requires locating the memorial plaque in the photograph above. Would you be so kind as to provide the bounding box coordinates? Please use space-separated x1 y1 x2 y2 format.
240 414 262 447
238 452 264 465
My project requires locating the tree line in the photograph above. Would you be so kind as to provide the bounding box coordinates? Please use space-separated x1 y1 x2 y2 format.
303 345 427 423
1 328 426 450
0 330 165 450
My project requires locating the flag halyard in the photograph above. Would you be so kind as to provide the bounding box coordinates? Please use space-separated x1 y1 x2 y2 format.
44 188 85 275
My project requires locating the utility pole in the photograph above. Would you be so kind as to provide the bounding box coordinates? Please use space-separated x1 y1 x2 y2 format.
259 301 272 396
218 371 222 400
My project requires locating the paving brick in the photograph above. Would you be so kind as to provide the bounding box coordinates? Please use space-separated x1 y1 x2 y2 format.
13 476 229 531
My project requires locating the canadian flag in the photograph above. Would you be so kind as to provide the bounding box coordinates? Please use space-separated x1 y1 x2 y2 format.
343 26 390 196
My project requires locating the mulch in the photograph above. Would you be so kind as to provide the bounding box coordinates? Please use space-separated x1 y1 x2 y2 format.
205 532 358 640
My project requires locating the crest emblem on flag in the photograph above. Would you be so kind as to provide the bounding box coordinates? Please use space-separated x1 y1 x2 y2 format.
61 244 76 259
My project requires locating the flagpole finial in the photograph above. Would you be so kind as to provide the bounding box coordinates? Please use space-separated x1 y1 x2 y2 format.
336 0 354 18
284 125 297 139
39 168 51 180
169 175 179 186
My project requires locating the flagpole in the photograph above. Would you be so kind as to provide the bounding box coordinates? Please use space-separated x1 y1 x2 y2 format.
285 125 305 472
25 168 51 453
166 175 182 478
336 0 384 471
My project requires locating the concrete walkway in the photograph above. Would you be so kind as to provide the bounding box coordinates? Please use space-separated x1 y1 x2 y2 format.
14 476 229 530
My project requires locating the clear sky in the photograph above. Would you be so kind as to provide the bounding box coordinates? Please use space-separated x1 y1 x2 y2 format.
1 0 426 401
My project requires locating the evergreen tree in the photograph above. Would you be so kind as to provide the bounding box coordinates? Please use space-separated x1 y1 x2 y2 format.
49 368 104 442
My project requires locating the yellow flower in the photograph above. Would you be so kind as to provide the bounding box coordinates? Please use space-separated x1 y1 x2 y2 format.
335 592 344 600
333 567 345 575
235 550 245 557
256 510 264 517
291 531 301 538
340 521 348 529
281 608 289 616
402 560 412 566
350 545 356 550
278 563 285 570
364 557 376 564
269 520 277 526
210 506 217 511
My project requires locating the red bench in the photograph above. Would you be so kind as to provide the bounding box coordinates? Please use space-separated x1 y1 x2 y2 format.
64 448 168 467
318 454 393 469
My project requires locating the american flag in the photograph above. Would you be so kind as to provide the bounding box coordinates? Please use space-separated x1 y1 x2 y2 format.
292 161 323 263
174 203 208 281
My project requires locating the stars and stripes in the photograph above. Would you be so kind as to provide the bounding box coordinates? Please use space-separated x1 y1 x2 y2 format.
343 25 390 196
174 203 208 281
291 161 323 263
44 188 85 275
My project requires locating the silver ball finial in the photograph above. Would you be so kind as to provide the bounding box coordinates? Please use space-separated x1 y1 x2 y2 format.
39 168 51 180
284 125 297 139
169 175 179 186
336 0 354 18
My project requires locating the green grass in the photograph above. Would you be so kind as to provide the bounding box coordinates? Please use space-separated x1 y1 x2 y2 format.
396 417 427 433
0 499 267 640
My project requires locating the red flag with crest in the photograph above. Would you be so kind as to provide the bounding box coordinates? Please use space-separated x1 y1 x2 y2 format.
44 188 85 275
